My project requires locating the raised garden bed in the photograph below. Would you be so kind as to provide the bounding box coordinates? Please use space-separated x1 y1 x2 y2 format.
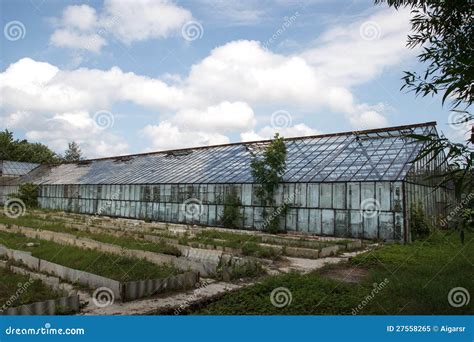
0 230 179 282
0 267 64 311
0 242 199 302
1 210 363 262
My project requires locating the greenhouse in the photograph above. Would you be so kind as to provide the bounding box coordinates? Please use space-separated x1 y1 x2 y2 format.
0 122 454 242
0 160 39 179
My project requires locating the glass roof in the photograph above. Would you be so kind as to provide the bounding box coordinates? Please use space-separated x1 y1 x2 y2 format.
0 161 39 176
20 123 436 185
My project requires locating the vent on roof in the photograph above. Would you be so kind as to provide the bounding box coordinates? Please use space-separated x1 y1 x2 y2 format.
355 130 413 141
77 160 91 166
114 156 134 163
245 142 268 155
165 150 192 157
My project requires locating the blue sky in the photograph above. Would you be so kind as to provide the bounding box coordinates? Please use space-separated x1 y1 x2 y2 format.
0 0 463 158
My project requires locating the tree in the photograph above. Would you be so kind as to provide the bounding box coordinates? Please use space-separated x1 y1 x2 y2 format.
376 0 473 198
0 129 61 164
220 186 243 228
63 141 83 162
376 0 472 111
10 183 39 208
251 133 287 233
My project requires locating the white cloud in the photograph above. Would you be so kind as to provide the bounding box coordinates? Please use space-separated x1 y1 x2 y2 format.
349 110 388 129
0 58 112 112
172 101 256 132
141 122 229 150
50 29 106 53
101 0 193 44
241 123 321 141
50 4 105 52
1 110 128 158
186 40 331 108
300 7 415 86
0 58 194 113
240 130 263 142
347 103 390 129
50 0 194 52
0 55 350 133
62 5 98 31
184 39 386 126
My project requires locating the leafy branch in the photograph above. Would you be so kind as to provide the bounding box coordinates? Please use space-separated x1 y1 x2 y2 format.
250 133 287 233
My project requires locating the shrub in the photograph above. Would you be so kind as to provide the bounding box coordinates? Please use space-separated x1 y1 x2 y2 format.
220 186 243 228
461 208 474 231
410 202 431 240
9 183 39 208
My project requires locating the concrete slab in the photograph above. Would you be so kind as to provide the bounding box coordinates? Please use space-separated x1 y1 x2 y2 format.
80 280 245 316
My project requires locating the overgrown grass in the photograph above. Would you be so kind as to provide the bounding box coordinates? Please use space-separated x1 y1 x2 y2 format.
191 231 281 260
240 242 281 259
0 213 303 260
0 230 179 282
217 260 266 281
1 211 349 260
191 230 331 260
197 230 474 315
0 215 182 256
0 268 66 308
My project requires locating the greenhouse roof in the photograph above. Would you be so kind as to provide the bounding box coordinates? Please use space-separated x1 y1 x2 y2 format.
0 160 40 177
20 122 437 185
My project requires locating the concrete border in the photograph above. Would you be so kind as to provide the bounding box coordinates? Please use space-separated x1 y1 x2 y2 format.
0 244 199 302
123 272 199 301
0 224 216 276
0 295 80 316
0 244 122 299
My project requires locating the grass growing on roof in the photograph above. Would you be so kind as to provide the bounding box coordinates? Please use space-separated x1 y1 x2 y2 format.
196 230 474 315
0 231 179 282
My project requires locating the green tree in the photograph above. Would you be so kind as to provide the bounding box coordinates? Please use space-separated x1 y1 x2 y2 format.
251 133 287 233
376 0 473 197
220 186 243 228
376 0 472 110
63 141 83 162
0 130 61 164
9 183 39 208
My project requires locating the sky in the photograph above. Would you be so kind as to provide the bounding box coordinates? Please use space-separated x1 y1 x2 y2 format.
0 0 465 158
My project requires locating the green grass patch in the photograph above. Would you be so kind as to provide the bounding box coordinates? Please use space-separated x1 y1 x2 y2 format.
192 229 329 259
241 242 281 259
0 268 66 309
0 214 182 257
197 230 474 315
0 230 179 282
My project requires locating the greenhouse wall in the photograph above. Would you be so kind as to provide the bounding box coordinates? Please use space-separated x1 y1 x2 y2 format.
403 138 455 241
34 181 406 241
405 182 453 231
0 185 19 204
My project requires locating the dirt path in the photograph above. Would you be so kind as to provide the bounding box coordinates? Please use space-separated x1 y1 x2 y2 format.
268 249 370 274
80 280 244 316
